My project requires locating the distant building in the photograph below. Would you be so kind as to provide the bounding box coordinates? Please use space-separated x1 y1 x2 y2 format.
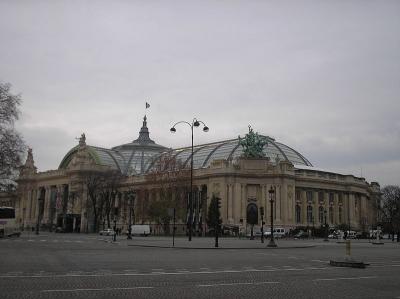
15 116 381 234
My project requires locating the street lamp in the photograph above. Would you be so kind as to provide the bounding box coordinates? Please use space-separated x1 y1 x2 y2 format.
324 209 329 242
170 118 209 242
260 207 264 244
267 186 277 247
127 191 135 240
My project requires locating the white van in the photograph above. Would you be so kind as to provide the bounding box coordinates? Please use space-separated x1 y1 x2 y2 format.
264 227 287 238
130 225 151 236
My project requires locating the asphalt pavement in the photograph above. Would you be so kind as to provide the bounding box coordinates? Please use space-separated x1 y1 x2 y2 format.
1 233 399 299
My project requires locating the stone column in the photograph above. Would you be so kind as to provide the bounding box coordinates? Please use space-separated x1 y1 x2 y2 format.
233 183 241 223
80 185 88 233
275 185 281 222
43 186 51 223
348 193 355 228
227 184 233 224
281 183 288 224
241 184 246 226
334 193 339 225
324 191 329 225
301 190 307 226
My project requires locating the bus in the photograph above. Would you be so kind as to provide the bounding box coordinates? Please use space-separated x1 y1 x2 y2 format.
0 207 21 238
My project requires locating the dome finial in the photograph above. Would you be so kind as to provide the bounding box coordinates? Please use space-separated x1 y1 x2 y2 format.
134 114 155 144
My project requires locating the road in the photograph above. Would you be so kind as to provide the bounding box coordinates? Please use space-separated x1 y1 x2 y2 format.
1 233 400 298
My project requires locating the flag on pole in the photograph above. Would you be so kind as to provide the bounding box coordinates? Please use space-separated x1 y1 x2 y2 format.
146 102 150 109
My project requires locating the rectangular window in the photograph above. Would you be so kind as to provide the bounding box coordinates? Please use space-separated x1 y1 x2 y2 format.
329 193 334 205
306 191 313 203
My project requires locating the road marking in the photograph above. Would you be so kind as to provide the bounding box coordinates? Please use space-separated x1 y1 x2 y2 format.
314 276 377 282
0 266 339 279
41 286 154 293
198 281 280 287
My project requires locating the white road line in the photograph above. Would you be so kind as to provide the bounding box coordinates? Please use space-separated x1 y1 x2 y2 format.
41 286 154 293
198 282 280 287
314 276 377 282
0 266 336 279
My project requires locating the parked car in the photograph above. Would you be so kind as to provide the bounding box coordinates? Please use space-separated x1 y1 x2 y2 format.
55 226 65 233
294 230 308 239
99 228 114 236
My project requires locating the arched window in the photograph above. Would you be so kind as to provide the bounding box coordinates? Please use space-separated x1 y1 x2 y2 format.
339 207 342 223
295 205 301 223
319 206 324 223
246 203 258 226
307 205 313 224
329 207 334 224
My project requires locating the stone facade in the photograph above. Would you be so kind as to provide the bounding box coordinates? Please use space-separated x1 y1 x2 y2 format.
14 118 381 235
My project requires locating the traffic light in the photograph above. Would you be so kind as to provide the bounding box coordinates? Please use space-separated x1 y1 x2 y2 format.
260 207 264 216
217 198 221 210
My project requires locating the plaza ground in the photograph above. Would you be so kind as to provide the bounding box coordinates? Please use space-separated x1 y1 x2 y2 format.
1 233 399 299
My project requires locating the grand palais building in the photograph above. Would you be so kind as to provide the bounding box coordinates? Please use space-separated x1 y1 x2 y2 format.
14 116 381 235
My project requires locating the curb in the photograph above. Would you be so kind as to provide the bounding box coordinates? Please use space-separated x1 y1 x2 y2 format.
127 244 316 250
329 260 368 268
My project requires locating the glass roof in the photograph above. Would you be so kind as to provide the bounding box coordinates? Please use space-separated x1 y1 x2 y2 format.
145 136 312 173
60 135 312 175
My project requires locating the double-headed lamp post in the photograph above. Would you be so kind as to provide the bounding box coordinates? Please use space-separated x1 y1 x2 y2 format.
268 186 277 247
170 118 209 242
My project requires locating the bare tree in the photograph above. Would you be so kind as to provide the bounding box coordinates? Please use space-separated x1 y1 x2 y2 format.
145 153 190 234
84 172 105 232
381 185 400 241
0 82 25 190
98 171 124 228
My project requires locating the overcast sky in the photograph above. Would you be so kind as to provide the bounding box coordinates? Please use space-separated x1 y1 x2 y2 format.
1 1 399 186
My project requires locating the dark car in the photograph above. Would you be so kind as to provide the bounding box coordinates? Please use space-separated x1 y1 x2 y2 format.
294 230 308 239
55 226 65 233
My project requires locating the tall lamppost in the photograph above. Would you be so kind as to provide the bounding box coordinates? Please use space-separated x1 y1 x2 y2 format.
170 118 209 242
127 191 135 240
260 207 265 244
268 186 277 247
324 209 329 242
